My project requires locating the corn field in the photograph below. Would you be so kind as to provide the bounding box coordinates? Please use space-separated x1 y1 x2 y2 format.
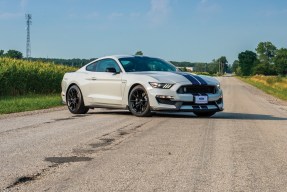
0 58 77 96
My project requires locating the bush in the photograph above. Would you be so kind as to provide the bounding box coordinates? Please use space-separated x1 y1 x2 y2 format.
0 58 77 96
266 76 283 84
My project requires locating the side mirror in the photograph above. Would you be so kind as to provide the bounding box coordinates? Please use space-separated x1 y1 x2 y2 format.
105 67 117 73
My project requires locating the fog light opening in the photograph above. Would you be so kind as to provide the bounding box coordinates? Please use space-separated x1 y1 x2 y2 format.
156 95 174 99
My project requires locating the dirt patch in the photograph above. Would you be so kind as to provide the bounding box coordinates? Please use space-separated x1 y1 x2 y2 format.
45 156 93 164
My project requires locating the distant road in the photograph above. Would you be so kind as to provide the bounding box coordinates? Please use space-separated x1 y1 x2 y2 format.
1 77 287 191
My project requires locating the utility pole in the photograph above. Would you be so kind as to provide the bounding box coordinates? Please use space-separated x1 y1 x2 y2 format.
26 14 32 59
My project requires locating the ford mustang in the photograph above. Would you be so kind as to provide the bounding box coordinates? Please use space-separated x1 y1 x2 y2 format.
61 55 223 117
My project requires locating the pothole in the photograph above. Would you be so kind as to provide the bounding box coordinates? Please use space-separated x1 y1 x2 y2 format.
101 138 115 143
118 131 129 136
90 138 115 148
7 173 41 189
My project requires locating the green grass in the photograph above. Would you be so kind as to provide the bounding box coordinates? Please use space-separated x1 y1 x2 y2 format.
238 76 287 101
0 94 64 114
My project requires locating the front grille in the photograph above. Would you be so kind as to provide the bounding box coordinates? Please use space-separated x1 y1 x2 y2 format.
177 85 216 94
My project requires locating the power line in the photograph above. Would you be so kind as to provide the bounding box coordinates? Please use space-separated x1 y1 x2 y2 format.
26 14 32 58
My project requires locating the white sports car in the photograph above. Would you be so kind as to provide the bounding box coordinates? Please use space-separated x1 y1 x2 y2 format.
61 55 223 117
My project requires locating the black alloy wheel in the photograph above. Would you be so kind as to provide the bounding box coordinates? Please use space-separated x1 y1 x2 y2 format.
128 85 151 117
67 85 89 114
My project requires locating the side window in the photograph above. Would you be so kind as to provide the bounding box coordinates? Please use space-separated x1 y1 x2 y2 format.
96 59 121 72
86 62 97 71
86 59 121 72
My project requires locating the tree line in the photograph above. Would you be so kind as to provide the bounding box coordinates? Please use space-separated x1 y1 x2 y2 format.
1 49 229 75
0 49 96 68
4 44 286 76
0 49 23 59
232 42 287 76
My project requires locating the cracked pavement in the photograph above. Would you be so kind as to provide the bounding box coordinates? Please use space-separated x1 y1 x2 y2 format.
1 77 287 191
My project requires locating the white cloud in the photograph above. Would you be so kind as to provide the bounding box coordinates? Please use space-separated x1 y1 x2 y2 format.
108 12 124 20
129 12 141 19
148 0 171 25
85 12 99 19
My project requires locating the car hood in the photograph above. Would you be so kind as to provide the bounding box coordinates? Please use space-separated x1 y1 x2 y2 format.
128 72 219 85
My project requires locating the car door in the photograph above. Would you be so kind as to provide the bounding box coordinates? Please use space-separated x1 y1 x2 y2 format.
84 59 124 106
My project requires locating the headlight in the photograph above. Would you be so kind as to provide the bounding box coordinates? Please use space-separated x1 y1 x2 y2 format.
149 82 174 89
217 84 221 89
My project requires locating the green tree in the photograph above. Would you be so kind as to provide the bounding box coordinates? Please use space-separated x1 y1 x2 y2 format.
135 51 143 55
255 42 277 75
256 42 277 63
207 59 219 75
274 48 287 75
5 50 23 59
238 50 257 76
0 50 4 57
232 60 239 74
217 56 228 75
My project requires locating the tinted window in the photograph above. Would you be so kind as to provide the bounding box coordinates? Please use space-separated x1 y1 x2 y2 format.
86 62 97 71
86 59 121 72
119 57 176 72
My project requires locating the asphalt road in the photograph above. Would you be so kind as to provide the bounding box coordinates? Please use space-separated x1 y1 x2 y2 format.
1 77 287 192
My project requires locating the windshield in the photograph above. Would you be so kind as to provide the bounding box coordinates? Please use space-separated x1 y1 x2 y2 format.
119 57 177 72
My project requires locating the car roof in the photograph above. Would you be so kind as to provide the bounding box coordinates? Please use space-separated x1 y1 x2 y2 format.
101 55 153 60
82 55 154 68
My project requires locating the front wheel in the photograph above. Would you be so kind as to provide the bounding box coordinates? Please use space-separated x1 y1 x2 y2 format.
128 85 151 117
193 111 216 117
66 85 89 114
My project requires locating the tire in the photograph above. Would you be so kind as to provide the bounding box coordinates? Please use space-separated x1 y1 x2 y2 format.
193 111 216 117
66 85 89 114
128 85 151 117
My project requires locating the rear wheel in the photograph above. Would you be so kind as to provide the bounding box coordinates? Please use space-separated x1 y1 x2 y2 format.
128 85 151 117
193 111 216 117
67 85 89 114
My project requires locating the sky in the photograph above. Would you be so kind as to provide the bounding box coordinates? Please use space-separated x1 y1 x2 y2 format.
0 0 287 63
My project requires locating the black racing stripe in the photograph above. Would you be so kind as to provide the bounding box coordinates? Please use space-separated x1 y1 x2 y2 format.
193 75 208 85
174 72 200 85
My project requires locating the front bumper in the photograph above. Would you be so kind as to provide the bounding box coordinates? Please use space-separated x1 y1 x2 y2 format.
147 85 224 112
151 99 224 112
